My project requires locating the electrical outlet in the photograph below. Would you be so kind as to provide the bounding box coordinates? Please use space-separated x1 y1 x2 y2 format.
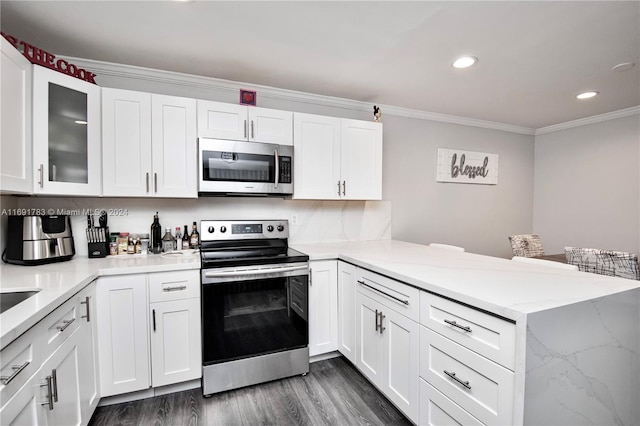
291 214 298 225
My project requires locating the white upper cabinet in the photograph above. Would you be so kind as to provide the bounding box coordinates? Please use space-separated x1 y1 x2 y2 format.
197 100 293 145
32 65 101 195
340 119 382 200
0 38 32 194
293 113 382 200
293 113 341 199
102 88 197 198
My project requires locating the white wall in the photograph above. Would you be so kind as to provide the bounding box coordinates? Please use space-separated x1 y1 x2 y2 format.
533 114 640 254
383 115 535 258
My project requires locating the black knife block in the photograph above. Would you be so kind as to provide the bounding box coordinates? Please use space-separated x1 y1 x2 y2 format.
87 226 109 258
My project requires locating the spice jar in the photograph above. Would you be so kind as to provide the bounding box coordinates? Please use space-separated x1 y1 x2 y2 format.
109 233 118 256
117 232 129 255
127 234 137 254
140 234 150 255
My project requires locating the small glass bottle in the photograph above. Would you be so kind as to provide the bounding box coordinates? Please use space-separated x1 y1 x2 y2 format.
189 221 200 249
151 212 162 254
182 225 190 250
127 234 136 254
175 227 182 251
162 228 175 253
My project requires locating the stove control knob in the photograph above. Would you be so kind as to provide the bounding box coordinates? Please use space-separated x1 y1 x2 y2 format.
208 226 214 233
277 225 285 232
267 225 274 232
220 226 227 233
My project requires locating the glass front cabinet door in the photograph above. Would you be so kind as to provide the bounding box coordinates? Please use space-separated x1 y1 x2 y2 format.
32 66 101 195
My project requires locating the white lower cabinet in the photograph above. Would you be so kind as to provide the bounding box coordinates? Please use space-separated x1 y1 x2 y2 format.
419 378 483 426
149 297 201 387
96 270 201 397
308 260 338 356
0 282 98 426
356 291 420 423
96 274 150 397
337 261 356 363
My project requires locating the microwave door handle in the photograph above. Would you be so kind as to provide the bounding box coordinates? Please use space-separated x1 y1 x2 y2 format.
274 149 279 188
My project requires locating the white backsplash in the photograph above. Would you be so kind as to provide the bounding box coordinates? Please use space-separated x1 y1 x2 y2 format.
12 197 391 256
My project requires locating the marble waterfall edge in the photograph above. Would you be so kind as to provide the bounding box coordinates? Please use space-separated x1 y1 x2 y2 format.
524 288 640 426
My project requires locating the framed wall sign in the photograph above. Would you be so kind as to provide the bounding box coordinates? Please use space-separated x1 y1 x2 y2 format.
240 89 256 106
436 148 498 185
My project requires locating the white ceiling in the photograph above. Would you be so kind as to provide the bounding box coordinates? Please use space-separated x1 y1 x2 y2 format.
2 1 639 129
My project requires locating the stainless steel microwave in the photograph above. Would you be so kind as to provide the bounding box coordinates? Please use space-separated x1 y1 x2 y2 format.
198 138 293 196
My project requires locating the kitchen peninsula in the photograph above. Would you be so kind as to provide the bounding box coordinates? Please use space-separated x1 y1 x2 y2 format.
293 239 640 426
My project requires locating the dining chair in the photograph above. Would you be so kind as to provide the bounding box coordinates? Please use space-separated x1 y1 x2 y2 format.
564 247 640 280
508 234 545 257
511 256 578 271
429 243 465 252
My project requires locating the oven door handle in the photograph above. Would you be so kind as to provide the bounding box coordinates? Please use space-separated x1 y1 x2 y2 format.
204 264 308 278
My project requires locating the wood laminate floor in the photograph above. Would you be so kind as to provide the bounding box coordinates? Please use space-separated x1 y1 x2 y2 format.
88 357 411 426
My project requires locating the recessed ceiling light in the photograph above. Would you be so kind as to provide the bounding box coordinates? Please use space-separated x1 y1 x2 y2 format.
74 120 88 125
452 56 478 69
612 62 635 72
576 91 599 100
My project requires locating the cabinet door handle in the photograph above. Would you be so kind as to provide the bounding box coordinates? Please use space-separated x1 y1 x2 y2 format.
337 181 341 196
444 370 472 390
146 172 150 193
0 361 30 385
38 164 44 188
342 180 346 196
357 280 410 305
375 309 379 331
56 318 75 332
152 309 156 332
154 173 158 193
444 319 472 333
51 369 58 402
309 268 312 285
81 296 91 322
379 312 385 334
41 376 54 410
251 120 254 139
244 120 247 138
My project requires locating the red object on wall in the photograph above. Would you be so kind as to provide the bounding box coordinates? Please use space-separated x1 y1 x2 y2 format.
1 32 97 84
240 89 256 106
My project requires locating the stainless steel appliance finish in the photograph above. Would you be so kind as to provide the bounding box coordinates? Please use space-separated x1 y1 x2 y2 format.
200 219 309 396
3 215 75 265
198 138 293 196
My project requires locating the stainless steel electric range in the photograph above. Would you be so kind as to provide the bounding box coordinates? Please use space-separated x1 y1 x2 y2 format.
199 220 309 396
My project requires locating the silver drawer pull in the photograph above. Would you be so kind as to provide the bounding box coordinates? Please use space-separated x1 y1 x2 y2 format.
444 319 472 333
163 285 188 292
1 361 30 385
56 318 75 332
357 280 409 305
444 370 471 390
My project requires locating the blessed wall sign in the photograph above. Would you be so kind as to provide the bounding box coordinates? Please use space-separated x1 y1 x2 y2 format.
436 148 499 185
2 32 97 84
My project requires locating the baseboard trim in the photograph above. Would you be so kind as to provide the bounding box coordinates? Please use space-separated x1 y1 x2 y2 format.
97 379 202 406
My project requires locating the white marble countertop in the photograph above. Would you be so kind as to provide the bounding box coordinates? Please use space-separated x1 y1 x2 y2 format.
292 240 640 322
0 252 200 350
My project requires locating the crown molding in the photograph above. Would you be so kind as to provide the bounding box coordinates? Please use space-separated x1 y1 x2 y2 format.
62 56 536 136
535 106 640 136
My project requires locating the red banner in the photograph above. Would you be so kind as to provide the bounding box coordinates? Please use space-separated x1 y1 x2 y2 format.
2 33 97 84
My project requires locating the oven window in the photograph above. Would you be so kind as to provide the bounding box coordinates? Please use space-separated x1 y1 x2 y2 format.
202 150 274 183
202 276 308 365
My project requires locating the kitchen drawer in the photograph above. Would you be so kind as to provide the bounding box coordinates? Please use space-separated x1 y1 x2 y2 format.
420 327 514 425
420 292 515 370
0 322 42 409
148 270 200 302
356 268 419 321
41 293 82 357
419 378 484 426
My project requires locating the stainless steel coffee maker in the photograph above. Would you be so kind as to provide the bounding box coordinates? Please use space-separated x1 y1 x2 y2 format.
3 215 75 266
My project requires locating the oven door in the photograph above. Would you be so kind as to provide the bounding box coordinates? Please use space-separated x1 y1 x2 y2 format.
198 138 293 195
201 262 308 366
